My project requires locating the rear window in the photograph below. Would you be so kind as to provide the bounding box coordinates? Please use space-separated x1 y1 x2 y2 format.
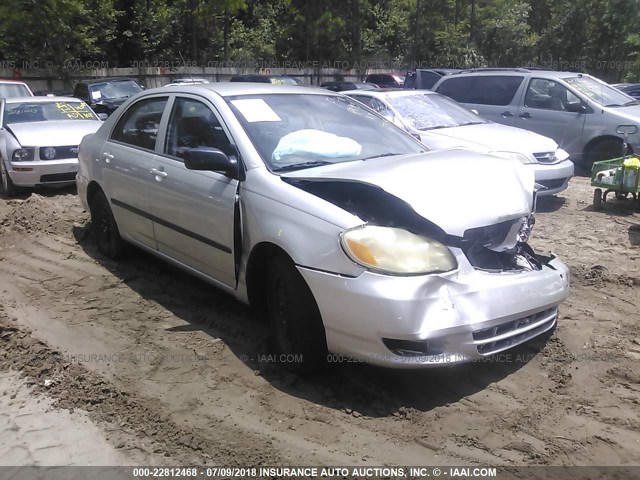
437 75 524 106
0 83 32 98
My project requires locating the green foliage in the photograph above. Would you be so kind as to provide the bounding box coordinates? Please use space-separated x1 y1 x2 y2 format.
1 0 640 80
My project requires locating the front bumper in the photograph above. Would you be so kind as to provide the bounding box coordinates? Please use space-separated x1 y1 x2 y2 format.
530 159 574 196
8 159 78 187
299 248 569 368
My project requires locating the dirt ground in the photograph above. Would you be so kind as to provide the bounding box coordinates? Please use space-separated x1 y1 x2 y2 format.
0 176 639 467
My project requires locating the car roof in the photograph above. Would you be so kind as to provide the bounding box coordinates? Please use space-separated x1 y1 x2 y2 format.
148 83 338 97
0 79 29 84
342 88 431 97
4 96 84 104
442 68 585 80
77 77 139 85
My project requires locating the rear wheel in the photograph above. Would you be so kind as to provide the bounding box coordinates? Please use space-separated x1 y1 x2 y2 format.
266 254 328 374
0 159 20 198
89 189 124 259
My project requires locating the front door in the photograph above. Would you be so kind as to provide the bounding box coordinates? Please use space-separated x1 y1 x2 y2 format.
148 95 239 288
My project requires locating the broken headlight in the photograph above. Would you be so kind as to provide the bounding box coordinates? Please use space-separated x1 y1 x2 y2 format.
340 225 457 275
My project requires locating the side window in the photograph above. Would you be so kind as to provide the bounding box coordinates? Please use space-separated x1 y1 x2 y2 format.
111 97 168 150
525 78 578 111
164 97 233 160
465 76 524 106
418 71 441 89
352 96 390 115
436 77 475 102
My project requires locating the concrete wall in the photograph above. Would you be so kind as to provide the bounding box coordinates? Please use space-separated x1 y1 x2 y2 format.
0 66 407 94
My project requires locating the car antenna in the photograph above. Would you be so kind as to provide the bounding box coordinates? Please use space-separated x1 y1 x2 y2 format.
178 51 195 83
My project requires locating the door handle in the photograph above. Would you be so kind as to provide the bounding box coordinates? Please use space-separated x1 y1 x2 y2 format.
501 111 514 118
150 168 168 179
103 152 114 163
520 112 532 119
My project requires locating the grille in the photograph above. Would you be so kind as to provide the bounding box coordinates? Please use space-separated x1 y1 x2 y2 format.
39 172 77 183
473 307 558 355
38 145 79 160
533 152 559 164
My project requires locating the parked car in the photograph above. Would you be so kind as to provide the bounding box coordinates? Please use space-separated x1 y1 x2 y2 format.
363 73 405 88
0 80 34 98
612 83 640 100
230 74 304 85
0 96 102 196
33 89 73 97
77 83 569 372
404 68 462 90
73 78 144 116
345 89 574 195
433 68 640 171
321 81 379 92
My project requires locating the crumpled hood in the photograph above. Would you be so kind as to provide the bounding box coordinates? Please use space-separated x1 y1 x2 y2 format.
422 122 558 154
283 149 535 236
7 120 101 147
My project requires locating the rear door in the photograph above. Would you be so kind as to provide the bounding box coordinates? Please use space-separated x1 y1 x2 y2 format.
147 94 239 288
436 75 525 125
102 95 170 249
515 78 586 157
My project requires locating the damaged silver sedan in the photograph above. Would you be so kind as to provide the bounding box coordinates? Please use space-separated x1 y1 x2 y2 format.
77 84 569 372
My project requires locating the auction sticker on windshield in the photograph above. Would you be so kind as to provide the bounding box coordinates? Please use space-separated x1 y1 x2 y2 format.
230 99 282 122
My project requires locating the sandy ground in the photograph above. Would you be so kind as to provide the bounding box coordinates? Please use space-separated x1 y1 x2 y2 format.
0 176 638 467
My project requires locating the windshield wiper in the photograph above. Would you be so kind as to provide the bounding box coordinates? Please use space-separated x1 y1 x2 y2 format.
461 121 485 126
361 152 403 160
624 100 639 106
604 103 623 107
274 160 333 172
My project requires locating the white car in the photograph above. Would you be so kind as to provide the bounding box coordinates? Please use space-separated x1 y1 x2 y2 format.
0 97 102 196
77 83 569 372
345 89 574 195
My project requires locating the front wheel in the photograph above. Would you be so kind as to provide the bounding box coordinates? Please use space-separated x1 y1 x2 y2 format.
0 159 20 198
266 255 328 374
89 189 124 259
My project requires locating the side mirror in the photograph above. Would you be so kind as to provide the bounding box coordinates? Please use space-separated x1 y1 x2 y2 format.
565 101 588 114
97 113 108 121
183 147 241 179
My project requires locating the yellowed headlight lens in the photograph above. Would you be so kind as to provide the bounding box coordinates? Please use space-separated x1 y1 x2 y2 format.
340 226 457 275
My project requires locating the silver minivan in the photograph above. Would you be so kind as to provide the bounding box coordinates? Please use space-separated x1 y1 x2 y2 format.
433 69 640 171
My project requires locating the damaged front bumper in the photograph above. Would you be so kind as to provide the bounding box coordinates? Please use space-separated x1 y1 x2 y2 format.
299 247 569 368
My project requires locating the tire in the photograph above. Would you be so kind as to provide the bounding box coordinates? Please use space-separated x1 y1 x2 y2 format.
584 139 626 173
266 254 328 374
593 188 602 211
0 159 20 198
89 189 124 259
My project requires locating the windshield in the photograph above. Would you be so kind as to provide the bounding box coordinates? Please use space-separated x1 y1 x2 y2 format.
387 93 486 130
4 101 98 124
227 94 425 171
564 76 636 107
89 80 142 101
0 83 31 98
